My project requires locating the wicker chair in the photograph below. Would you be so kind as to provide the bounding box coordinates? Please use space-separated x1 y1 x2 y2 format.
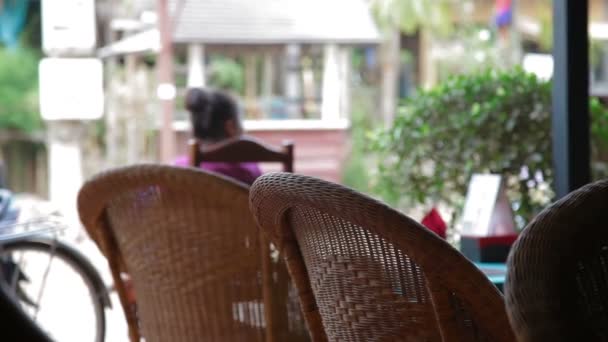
78 165 308 342
249 173 515 341
505 179 608 341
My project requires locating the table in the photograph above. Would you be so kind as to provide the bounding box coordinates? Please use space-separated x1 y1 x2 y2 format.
475 262 507 292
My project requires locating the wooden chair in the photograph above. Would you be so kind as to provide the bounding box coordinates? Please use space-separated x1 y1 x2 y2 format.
78 165 308 342
189 136 294 172
505 179 608 341
189 135 306 340
249 172 515 341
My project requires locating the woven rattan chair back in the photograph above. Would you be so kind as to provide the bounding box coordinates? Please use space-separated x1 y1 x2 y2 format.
78 165 306 342
249 173 514 342
189 136 294 172
505 179 608 341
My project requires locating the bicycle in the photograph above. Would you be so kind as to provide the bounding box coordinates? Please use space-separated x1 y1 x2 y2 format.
0 189 111 342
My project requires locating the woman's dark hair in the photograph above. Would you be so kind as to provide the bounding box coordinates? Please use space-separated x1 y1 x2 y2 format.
185 88 240 142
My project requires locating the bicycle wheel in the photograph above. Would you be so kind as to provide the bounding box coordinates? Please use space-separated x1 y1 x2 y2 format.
0 237 108 342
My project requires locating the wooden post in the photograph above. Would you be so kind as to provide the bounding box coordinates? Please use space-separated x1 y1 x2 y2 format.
419 29 436 89
104 0 118 167
552 0 590 198
157 0 176 163
245 53 258 118
126 54 138 164
262 52 274 98
511 0 522 65
380 30 400 126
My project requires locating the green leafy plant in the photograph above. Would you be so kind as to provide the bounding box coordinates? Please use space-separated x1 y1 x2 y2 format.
371 0 453 36
591 97 608 176
342 87 378 192
369 67 608 228
208 56 244 94
435 26 510 80
0 47 41 133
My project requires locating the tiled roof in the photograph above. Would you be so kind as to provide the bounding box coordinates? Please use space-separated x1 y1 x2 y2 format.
169 0 380 44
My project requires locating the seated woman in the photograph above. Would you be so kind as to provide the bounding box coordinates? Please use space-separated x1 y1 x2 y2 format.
175 88 262 185
122 89 264 307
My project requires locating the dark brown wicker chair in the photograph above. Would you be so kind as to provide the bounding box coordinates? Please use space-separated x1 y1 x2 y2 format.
505 179 608 341
189 136 294 172
249 172 515 341
78 165 307 342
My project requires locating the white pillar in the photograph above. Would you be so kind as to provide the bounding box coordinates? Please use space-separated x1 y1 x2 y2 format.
48 121 85 233
321 44 340 122
339 46 351 120
285 44 301 119
187 44 206 87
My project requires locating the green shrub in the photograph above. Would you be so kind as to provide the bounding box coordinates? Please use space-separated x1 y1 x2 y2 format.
369 67 608 227
208 57 244 94
342 107 372 192
0 47 41 133
342 86 380 192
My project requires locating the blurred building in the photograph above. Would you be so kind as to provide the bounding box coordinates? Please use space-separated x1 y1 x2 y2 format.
401 0 608 90
97 0 380 181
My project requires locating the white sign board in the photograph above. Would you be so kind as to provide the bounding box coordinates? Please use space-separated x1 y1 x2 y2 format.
461 174 516 237
523 53 553 81
42 0 96 55
39 58 104 121
462 174 501 236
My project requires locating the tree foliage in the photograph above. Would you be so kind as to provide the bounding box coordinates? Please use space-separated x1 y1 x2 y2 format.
0 47 41 132
208 57 245 95
369 68 608 227
371 0 454 35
